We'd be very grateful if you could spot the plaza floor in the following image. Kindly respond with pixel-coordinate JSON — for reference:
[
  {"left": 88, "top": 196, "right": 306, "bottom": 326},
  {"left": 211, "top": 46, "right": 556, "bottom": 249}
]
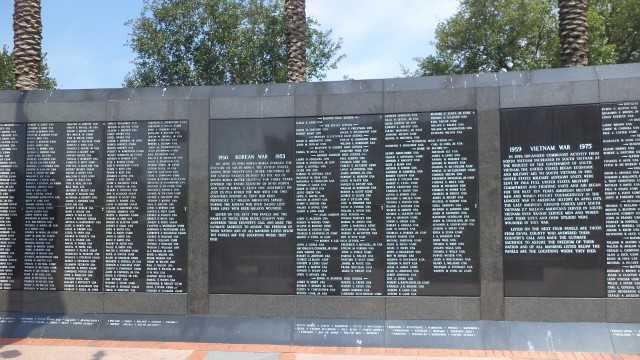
[{"left": 0, "top": 339, "right": 637, "bottom": 360}]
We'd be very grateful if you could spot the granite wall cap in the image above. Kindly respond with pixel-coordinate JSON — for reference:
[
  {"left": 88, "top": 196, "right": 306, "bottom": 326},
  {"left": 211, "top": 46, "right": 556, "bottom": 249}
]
[
  {"left": 384, "top": 75, "right": 456, "bottom": 92},
  {"left": 0, "top": 90, "right": 24, "bottom": 103},
  {"left": 595, "top": 62, "right": 640, "bottom": 80},
  {"left": 0, "top": 62, "right": 637, "bottom": 104},
  {"left": 453, "top": 72, "right": 500, "bottom": 88},
  {"left": 0, "top": 88, "right": 112, "bottom": 103},
  {"left": 497, "top": 66, "right": 598, "bottom": 87},
  {"left": 384, "top": 86, "right": 476, "bottom": 113},
  {"left": 211, "top": 83, "right": 294, "bottom": 97},
  {"left": 499, "top": 78, "right": 599, "bottom": 108},
  {"left": 385, "top": 72, "right": 499, "bottom": 92},
  {"left": 598, "top": 77, "right": 640, "bottom": 103},
  {"left": 295, "top": 79, "right": 384, "bottom": 96},
  {"left": 108, "top": 86, "right": 214, "bottom": 101}
]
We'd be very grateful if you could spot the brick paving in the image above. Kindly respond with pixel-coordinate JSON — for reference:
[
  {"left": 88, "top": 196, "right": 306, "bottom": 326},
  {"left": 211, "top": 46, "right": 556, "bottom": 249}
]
[{"left": 0, "top": 338, "right": 636, "bottom": 359}]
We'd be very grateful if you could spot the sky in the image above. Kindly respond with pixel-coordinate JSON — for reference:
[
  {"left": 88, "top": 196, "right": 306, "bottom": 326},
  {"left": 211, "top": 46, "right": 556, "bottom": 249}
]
[{"left": 0, "top": 0, "right": 459, "bottom": 89}]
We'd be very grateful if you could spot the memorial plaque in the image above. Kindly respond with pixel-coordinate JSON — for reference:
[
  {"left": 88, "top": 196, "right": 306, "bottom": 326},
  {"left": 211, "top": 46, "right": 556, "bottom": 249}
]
[
  {"left": 209, "top": 118, "right": 296, "bottom": 294},
  {"left": 602, "top": 101, "right": 640, "bottom": 298},
  {"left": 501, "top": 105, "right": 606, "bottom": 297},
  {"left": 0, "top": 124, "right": 25, "bottom": 290},
  {"left": 295, "top": 115, "right": 385, "bottom": 296},
  {"left": 24, "top": 123, "right": 66, "bottom": 291},
  {"left": 385, "top": 111, "right": 479, "bottom": 296}
]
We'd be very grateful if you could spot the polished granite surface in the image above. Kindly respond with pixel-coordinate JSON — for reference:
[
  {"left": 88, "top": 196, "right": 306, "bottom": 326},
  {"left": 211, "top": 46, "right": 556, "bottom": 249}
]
[{"left": 0, "top": 313, "right": 637, "bottom": 354}]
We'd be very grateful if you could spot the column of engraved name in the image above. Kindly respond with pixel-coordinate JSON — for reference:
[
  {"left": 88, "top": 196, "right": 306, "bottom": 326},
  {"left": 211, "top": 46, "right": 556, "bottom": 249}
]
[
  {"left": 104, "top": 122, "right": 146, "bottom": 292},
  {"left": 430, "top": 111, "right": 476, "bottom": 274},
  {"left": 63, "top": 122, "right": 104, "bottom": 292},
  {"left": 296, "top": 115, "right": 384, "bottom": 295},
  {"left": 385, "top": 113, "right": 429, "bottom": 295},
  {"left": 24, "top": 123, "right": 65, "bottom": 290},
  {"left": 602, "top": 101, "right": 640, "bottom": 297},
  {"left": 295, "top": 118, "right": 339, "bottom": 294},
  {"left": 337, "top": 116, "right": 384, "bottom": 295},
  {"left": 146, "top": 121, "right": 187, "bottom": 293},
  {"left": 0, "top": 124, "right": 24, "bottom": 289}
]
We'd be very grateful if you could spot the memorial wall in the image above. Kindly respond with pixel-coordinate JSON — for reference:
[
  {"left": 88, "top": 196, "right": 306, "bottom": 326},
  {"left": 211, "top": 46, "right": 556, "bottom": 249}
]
[{"left": 0, "top": 63, "right": 637, "bottom": 322}]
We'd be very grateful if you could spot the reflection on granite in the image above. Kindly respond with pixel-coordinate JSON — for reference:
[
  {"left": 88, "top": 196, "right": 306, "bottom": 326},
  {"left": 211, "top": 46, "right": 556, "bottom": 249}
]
[{"left": 0, "top": 313, "right": 637, "bottom": 354}]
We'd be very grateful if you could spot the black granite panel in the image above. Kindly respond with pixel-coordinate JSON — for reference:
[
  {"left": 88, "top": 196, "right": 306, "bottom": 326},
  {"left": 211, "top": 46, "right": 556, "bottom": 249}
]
[
  {"left": 209, "top": 112, "right": 480, "bottom": 296},
  {"left": 209, "top": 118, "right": 296, "bottom": 294},
  {"left": 501, "top": 105, "right": 606, "bottom": 297}
]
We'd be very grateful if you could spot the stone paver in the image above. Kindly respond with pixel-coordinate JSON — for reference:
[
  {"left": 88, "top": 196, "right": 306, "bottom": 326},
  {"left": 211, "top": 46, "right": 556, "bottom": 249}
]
[
  {"left": 205, "top": 352, "right": 280, "bottom": 360},
  {"left": 0, "top": 338, "right": 638, "bottom": 360},
  {"left": 0, "top": 345, "right": 192, "bottom": 360},
  {"left": 289, "top": 355, "right": 502, "bottom": 360}
]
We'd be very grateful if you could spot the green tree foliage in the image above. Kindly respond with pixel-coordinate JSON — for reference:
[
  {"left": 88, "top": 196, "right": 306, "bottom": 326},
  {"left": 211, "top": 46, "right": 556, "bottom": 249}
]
[
  {"left": 416, "top": 0, "right": 639, "bottom": 76},
  {"left": 125, "top": 0, "right": 343, "bottom": 87},
  {"left": 591, "top": 0, "right": 640, "bottom": 63},
  {"left": 0, "top": 46, "right": 56, "bottom": 90}
]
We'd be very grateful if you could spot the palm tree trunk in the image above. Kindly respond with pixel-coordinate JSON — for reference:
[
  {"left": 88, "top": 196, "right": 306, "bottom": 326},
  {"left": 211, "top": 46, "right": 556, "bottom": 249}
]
[
  {"left": 13, "top": 0, "right": 42, "bottom": 90},
  {"left": 284, "top": 0, "right": 307, "bottom": 83},
  {"left": 559, "top": 0, "right": 589, "bottom": 66}
]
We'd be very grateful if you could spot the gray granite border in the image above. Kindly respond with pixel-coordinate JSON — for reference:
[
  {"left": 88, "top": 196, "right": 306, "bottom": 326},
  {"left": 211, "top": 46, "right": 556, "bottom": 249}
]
[{"left": 505, "top": 298, "right": 607, "bottom": 322}]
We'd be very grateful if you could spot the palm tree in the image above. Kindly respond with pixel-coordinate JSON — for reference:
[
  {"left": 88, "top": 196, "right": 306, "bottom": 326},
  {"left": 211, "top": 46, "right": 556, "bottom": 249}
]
[
  {"left": 558, "top": 0, "right": 589, "bottom": 66},
  {"left": 13, "top": 0, "right": 42, "bottom": 90},
  {"left": 284, "top": 0, "right": 307, "bottom": 83}
]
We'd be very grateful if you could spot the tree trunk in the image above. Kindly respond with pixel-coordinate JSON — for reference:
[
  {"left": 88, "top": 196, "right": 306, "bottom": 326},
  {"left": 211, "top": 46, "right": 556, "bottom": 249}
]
[
  {"left": 559, "top": 0, "right": 589, "bottom": 66},
  {"left": 13, "top": 0, "right": 42, "bottom": 90},
  {"left": 284, "top": 0, "right": 307, "bottom": 83}
]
